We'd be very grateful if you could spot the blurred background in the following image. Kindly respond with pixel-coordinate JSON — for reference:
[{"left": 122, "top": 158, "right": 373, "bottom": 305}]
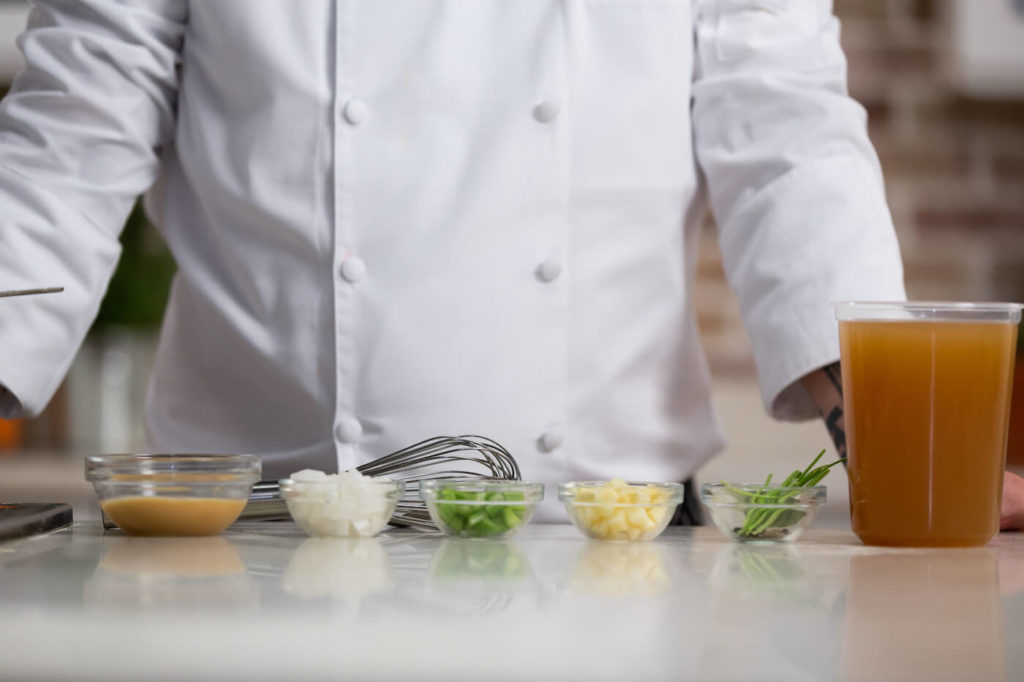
[{"left": 0, "top": 0, "right": 1022, "bottom": 524}]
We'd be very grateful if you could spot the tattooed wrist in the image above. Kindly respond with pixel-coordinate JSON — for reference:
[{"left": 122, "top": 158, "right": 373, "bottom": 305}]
[
  {"left": 802, "top": 362, "right": 848, "bottom": 463},
  {"left": 821, "top": 404, "right": 847, "bottom": 463},
  {"left": 820, "top": 362, "right": 847, "bottom": 462},
  {"left": 823, "top": 362, "right": 843, "bottom": 396}
]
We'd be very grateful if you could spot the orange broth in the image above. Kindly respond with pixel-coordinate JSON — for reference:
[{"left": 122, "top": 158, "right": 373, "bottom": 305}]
[
  {"left": 839, "top": 319, "right": 1017, "bottom": 547},
  {"left": 101, "top": 497, "right": 246, "bottom": 537}
]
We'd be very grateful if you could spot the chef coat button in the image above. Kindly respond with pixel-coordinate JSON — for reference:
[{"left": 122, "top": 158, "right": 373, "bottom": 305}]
[
  {"left": 343, "top": 98, "right": 370, "bottom": 126},
  {"left": 538, "top": 426, "right": 565, "bottom": 453},
  {"left": 340, "top": 256, "right": 366, "bottom": 283},
  {"left": 532, "top": 100, "right": 561, "bottom": 124},
  {"left": 335, "top": 417, "right": 363, "bottom": 444},
  {"left": 536, "top": 257, "right": 562, "bottom": 283}
]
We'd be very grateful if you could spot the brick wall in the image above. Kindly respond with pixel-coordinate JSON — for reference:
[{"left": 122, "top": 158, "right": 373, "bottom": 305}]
[{"left": 696, "top": 0, "right": 1024, "bottom": 375}]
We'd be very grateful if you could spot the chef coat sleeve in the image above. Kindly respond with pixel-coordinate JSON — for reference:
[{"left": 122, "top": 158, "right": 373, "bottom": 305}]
[
  {"left": 0, "top": 0, "right": 186, "bottom": 418},
  {"left": 691, "top": 0, "right": 906, "bottom": 421}
]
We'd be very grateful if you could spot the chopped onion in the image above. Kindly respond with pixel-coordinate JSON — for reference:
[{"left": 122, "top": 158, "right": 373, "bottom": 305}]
[{"left": 286, "top": 468, "right": 395, "bottom": 538}]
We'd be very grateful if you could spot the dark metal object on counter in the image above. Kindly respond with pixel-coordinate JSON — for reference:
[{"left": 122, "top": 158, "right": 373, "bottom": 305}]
[
  {"left": 238, "top": 480, "right": 291, "bottom": 521},
  {"left": 0, "top": 287, "right": 64, "bottom": 298},
  {"left": 0, "top": 503, "right": 73, "bottom": 541}
]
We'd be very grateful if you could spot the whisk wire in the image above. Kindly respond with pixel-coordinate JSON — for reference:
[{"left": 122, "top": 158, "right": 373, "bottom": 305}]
[{"left": 354, "top": 434, "right": 521, "bottom": 530}]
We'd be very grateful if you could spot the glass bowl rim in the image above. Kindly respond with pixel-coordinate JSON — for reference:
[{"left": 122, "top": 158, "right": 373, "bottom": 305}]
[
  {"left": 558, "top": 480, "right": 684, "bottom": 506},
  {"left": 85, "top": 454, "right": 261, "bottom": 482},
  {"left": 279, "top": 477, "right": 404, "bottom": 495},
  {"left": 419, "top": 478, "right": 544, "bottom": 502},
  {"left": 700, "top": 482, "right": 826, "bottom": 506}
]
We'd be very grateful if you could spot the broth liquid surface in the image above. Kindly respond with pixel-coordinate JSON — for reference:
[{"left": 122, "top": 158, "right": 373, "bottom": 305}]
[{"left": 101, "top": 497, "right": 246, "bottom": 537}]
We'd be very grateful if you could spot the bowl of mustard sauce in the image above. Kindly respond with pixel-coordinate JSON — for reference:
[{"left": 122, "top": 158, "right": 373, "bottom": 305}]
[{"left": 85, "top": 454, "right": 260, "bottom": 536}]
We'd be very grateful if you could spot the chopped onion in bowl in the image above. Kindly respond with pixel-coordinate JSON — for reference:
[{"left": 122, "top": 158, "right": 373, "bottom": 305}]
[{"left": 282, "top": 469, "right": 401, "bottom": 538}]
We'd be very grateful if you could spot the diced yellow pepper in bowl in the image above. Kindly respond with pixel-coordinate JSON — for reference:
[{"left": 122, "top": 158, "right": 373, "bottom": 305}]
[{"left": 559, "top": 479, "right": 684, "bottom": 541}]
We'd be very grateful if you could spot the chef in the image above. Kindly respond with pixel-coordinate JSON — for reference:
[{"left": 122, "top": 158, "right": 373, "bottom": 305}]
[{"left": 0, "top": 1, "right": 1020, "bottom": 525}]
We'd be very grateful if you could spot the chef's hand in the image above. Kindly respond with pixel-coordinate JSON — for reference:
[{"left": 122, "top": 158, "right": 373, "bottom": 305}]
[{"left": 1001, "top": 471, "right": 1024, "bottom": 531}]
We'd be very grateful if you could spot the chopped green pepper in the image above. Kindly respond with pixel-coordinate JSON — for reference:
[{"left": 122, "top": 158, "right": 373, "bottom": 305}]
[{"left": 432, "top": 486, "right": 529, "bottom": 537}]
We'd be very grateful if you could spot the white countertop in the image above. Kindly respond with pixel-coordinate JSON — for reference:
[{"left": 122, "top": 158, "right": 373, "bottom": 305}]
[{"left": 2, "top": 523, "right": 1023, "bottom": 681}]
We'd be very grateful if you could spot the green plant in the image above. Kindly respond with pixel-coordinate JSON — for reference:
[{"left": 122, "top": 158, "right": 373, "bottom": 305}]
[{"left": 91, "top": 202, "right": 176, "bottom": 332}]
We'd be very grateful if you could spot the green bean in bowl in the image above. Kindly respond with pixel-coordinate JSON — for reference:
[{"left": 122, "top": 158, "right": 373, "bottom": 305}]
[{"left": 419, "top": 480, "right": 544, "bottom": 538}]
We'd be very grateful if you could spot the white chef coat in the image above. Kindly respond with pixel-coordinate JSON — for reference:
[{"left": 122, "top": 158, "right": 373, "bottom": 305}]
[{"left": 0, "top": 0, "right": 904, "bottom": 517}]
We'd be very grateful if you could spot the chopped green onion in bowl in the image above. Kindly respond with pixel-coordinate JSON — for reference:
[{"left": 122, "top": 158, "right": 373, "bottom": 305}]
[{"left": 700, "top": 450, "right": 840, "bottom": 543}]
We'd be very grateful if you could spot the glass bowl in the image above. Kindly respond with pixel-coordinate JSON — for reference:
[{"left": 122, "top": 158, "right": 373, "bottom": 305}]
[
  {"left": 559, "top": 480, "right": 684, "bottom": 541},
  {"left": 84, "top": 454, "right": 261, "bottom": 536},
  {"left": 279, "top": 477, "right": 403, "bottom": 538},
  {"left": 419, "top": 479, "right": 544, "bottom": 538},
  {"left": 700, "top": 482, "right": 827, "bottom": 543}
]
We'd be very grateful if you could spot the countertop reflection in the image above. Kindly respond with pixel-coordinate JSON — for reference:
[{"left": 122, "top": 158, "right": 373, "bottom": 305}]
[{"left": 1, "top": 524, "right": 1023, "bottom": 681}]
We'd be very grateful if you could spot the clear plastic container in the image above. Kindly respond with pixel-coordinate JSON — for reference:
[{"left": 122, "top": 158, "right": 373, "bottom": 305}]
[
  {"left": 559, "top": 481, "right": 683, "bottom": 541},
  {"left": 279, "top": 477, "right": 403, "bottom": 538},
  {"left": 701, "top": 482, "right": 826, "bottom": 543},
  {"left": 85, "top": 454, "right": 261, "bottom": 536},
  {"left": 836, "top": 301, "right": 1022, "bottom": 547},
  {"left": 419, "top": 480, "right": 543, "bottom": 538}
]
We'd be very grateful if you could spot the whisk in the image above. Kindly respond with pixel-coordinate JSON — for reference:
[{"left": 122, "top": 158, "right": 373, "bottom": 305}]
[
  {"left": 241, "top": 435, "right": 522, "bottom": 531},
  {"left": 358, "top": 435, "right": 521, "bottom": 530}
]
